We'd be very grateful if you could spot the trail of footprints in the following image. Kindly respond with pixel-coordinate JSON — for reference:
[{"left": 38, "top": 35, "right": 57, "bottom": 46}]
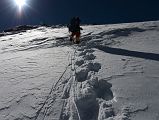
[
  {"left": 61, "top": 46, "right": 115, "bottom": 120},
  {"left": 34, "top": 45, "right": 115, "bottom": 120}
]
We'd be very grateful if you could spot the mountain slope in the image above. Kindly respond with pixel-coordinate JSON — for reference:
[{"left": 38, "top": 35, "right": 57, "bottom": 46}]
[{"left": 0, "top": 21, "right": 159, "bottom": 120}]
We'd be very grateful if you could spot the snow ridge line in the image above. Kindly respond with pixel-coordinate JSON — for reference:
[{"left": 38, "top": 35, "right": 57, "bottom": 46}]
[{"left": 34, "top": 62, "right": 71, "bottom": 120}]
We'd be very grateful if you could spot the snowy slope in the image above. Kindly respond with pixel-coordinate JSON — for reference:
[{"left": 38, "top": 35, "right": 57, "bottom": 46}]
[{"left": 0, "top": 21, "right": 159, "bottom": 120}]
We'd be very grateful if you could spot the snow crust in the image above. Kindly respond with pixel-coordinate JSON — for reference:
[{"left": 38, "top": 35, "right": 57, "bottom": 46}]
[{"left": 0, "top": 21, "right": 159, "bottom": 120}]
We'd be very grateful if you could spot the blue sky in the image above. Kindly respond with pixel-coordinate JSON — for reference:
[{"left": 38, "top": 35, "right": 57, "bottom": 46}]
[{"left": 0, "top": 0, "right": 159, "bottom": 31}]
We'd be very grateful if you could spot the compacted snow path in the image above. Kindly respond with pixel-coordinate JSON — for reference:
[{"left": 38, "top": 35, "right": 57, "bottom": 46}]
[
  {"left": 60, "top": 45, "right": 114, "bottom": 120},
  {"left": 0, "top": 21, "right": 159, "bottom": 120}
]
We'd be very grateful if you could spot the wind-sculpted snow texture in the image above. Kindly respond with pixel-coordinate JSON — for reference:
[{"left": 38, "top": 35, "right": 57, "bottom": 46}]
[{"left": 0, "top": 21, "right": 159, "bottom": 120}]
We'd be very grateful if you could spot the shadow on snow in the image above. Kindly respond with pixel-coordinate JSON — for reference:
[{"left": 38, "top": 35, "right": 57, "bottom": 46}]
[{"left": 96, "top": 45, "right": 159, "bottom": 61}]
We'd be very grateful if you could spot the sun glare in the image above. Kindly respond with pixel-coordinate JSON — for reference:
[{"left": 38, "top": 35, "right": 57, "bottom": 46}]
[{"left": 15, "top": 0, "right": 26, "bottom": 10}]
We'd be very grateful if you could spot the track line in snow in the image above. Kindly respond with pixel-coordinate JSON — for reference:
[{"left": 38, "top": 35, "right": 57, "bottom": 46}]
[{"left": 34, "top": 57, "right": 72, "bottom": 120}]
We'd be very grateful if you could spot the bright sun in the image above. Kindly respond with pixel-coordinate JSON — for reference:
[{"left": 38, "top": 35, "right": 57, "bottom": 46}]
[{"left": 15, "top": 0, "right": 26, "bottom": 10}]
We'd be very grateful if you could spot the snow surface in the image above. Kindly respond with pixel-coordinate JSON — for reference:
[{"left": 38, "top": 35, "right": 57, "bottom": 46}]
[{"left": 0, "top": 21, "right": 159, "bottom": 120}]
